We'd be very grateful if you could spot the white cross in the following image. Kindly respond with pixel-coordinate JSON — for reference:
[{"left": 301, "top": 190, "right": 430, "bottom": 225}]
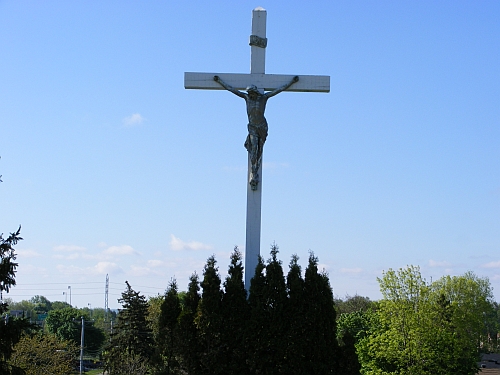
[{"left": 184, "top": 7, "right": 330, "bottom": 291}]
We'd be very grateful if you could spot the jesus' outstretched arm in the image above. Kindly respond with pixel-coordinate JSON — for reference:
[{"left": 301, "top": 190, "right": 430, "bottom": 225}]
[
  {"left": 265, "top": 76, "right": 299, "bottom": 98},
  {"left": 214, "top": 75, "right": 246, "bottom": 99}
]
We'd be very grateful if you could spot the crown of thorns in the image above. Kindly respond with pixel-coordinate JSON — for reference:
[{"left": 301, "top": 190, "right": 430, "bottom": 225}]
[{"left": 246, "top": 85, "right": 259, "bottom": 93}]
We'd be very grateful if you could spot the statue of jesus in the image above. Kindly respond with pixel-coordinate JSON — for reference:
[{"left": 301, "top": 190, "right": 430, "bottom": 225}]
[{"left": 214, "top": 75, "right": 299, "bottom": 190}]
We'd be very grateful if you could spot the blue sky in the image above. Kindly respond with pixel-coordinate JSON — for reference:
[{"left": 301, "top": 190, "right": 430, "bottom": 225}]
[{"left": 1, "top": 1, "right": 499, "bottom": 309}]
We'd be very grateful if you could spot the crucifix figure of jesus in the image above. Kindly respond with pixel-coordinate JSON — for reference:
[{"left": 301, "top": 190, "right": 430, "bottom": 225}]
[
  {"left": 185, "top": 7, "right": 329, "bottom": 290},
  {"left": 213, "top": 74, "right": 299, "bottom": 190}
]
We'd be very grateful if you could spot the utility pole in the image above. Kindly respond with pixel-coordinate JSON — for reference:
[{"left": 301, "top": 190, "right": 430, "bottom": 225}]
[
  {"left": 104, "top": 274, "right": 109, "bottom": 322},
  {"left": 79, "top": 316, "right": 84, "bottom": 375},
  {"left": 68, "top": 286, "right": 72, "bottom": 306}
]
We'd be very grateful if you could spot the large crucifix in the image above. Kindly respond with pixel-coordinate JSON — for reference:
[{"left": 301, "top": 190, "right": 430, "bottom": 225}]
[{"left": 184, "top": 7, "right": 330, "bottom": 290}]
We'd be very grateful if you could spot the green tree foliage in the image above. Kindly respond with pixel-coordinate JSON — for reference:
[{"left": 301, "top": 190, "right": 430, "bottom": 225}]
[
  {"left": 220, "top": 247, "right": 250, "bottom": 375},
  {"left": 337, "top": 310, "right": 373, "bottom": 375},
  {"left": 50, "top": 301, "right": 71, "bottom": 311},
  {"left": 302, "top": 251, "right": 338, "bottom": 374},
  {"left": 0, "top": 228, "right": 20, "bottom": 299},
  {"left": 284, "top": 254, "right": 307, "bottom": 374},
  {"left": 30, "top": 295, "right": 52, "bottom": 314},
  {"left": 335, "top": 294, "right": 374, "bottom": 317},
  {"left": 105, "top": 246, "right": 340, "bottom": 375},
  {"left": 108, "top": 352, "right": 150, "bottom": 375},
  {"left": 104, "top": 281, "right": 154, "bottom": 375},
  {"left": 9, "top": 333, "right": 77, "bottom": 375},
  {"left": 248, "top": 244, "right": 288, "bottom": 374},
  {"left": 0, "top": 227, "right": 33, "bottom": 375},
  {"left": 177, "top": 273, "right": 201, "bottom": 374},
  {"left": 91, "top": 307, "right": 117, "bottom": 341},
  {"left": 154, "top": 279, "right": 182, "bottom": 374},
  {"left": 196, "top": 255, "right": 224, "bottom": 375},
  {"left": 429, "top": 272, "right": 495, "bottom": 373},
  {"left": 6, "top": 298, "right": 38, "bottom": 321},
  {"left": 485, "top": 301, "right": 500, "bottom": 352},
  {"left": 45, "top": 307, "right": 105, "bottom": 353},
  {"left": 357, "top": 266, "right": 494, "bottom": 375},
  {"left": 147, "top": 294, "right": 164, "bottom": 344}
]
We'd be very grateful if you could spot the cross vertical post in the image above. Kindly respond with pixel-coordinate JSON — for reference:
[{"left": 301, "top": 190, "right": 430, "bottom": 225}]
[
  {"left": 245, "top": 7, "right": 267, "bottom": 292},
  {"left": 184, "top": 8, "right": 330, "bottom": 292},
  {"left": 250, "top": 7, "right": 266, "bottom": 75}
]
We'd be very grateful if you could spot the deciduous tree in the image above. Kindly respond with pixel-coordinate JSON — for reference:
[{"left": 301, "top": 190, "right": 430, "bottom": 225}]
[
  {"left": 9, "top": 333, "right": 77, "bottom": 375},
  {"left": 45, "top": 307, "right": 105, "bottom": 353},
  {"left": 357, "top": 266, "right": 494, "bottom": 375}
]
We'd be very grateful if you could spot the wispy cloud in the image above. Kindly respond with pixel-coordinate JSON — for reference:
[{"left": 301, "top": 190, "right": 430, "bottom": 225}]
[
  {"left": 56, "top": 262, "right": 123, "bottom": 276},
  {"left": 93, "top": 262, "right": 123, "bottom": 275},
  {"left": 16, "top": 249, "right": 41, "bottom": 258},
  {"left": 318, "top": 263, "right": 331, "bottom": 272},
  {"left": 340, "top": 267, "right": 363, "bottom": 275},
  {"left": 20, "top": 264, "right": 48, "bottom": 278},
  {"left": 103, "top": 245, "right": 138, "bottom": 256},
  {"left": 481, "top": 261, "right": 500, "bottom": 269},
  {"left": 53, "top": 253, "right": 81, "bottom": 260},
  {"left": 169, "top": 234, "right": 213, "bottom": 251},
  {"left": 147, "top": 259, "right": 165, "bottom": 268},
  {"left": 123, "top": 113, "right": 145, "bottom": 127},
  {"left": 53, "top": 245, "right": 86, "bottom": 252},
  {"left": 129, "top": 265, "right": 154, "bottom": 277},
  {"left": 429, "top": 259, "right": 452, "bottom": 267}
]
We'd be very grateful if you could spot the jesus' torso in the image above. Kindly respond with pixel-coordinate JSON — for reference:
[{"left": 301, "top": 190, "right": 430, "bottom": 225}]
[{"left": 246, "top": 94, "right": 269, "bottom": 125}]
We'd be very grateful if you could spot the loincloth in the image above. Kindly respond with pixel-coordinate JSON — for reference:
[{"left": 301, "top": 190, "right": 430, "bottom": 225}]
[{"left": 247, "top": 120, "right": 268, "bottom": 142}]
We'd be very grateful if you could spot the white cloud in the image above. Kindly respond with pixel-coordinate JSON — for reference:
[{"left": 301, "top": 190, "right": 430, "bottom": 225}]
[
  {"left": 123, "top": 113, "right": 145, "bottom": 127},
  {"left": 20, "top": 264, "right": 48, "bottom": 277},
  {"left": 340, "top": 267, "right": 363, "bottom": 275},
  {"left": 56, "top": 264, "right": 85, "bottom": 276},
  {"left": 56, "top": 262, "right": 123, "bottom": 276},
  {"left": 429, "top": 259, "right": 452, "bottom": 267},
  {"left": 147, "top": 259, "right": 165, "bottom": 268},
  {"left": 16, "top": 249, "right": 41, "bottom": 258},
  {"left": 53, "top": 252, "right": 81, "bottom": 260},
  {"left": 169, "top": 234, "right": 213, "bottom": 251},
  {"left": 53, "top": 245, "right": 86, "bottom": 252},
  {"left": 103, "top": 245, "right": 138, "bottom": 256},
  {"left": 129, "top": 265, "right": 152, "bottom": 277},
  {"left": 318, "top": 263, "right": 331, "bottom": 272},
  {"left": 482, "top": 261, "right": 500, "bottom": 269},
  {"left": 93, "top": 262, "right": 123, "bottom": 275}
]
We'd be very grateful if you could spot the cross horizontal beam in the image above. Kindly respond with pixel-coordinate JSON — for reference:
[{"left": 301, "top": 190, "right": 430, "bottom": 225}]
[{"left": 184, "top": 72, "right": 330, "bottom": 93}]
